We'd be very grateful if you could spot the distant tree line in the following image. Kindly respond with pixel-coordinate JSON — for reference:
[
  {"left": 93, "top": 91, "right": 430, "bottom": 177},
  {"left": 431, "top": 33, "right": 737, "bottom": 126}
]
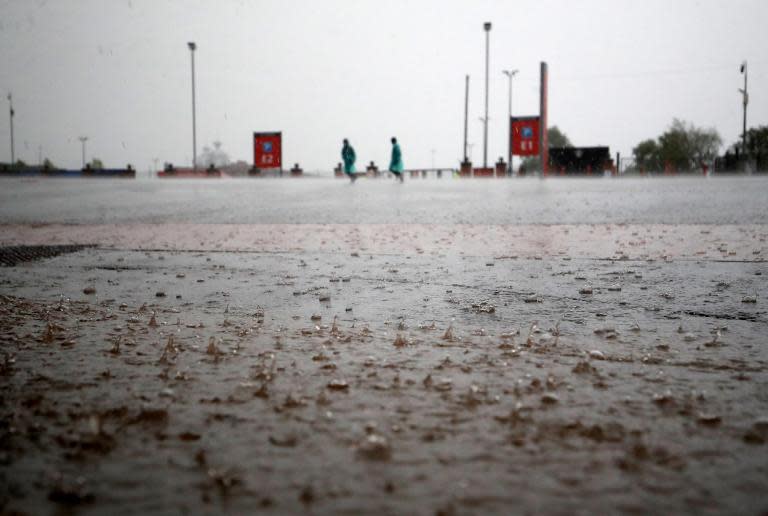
[
  {"left": 631, "top": 120, "right": 768, "bottom": 172},
  {"left": 721, "top": 126, "right": 768, "bottom": 171},
  {"left": 631, "top": 119, "right": 721, "bottom": 172},
  {"left": 742, "top": 126, "right": 768, "bottom": 160}
]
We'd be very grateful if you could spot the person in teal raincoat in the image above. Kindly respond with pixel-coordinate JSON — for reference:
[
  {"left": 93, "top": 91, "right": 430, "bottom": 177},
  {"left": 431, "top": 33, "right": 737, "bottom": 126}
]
[
  {"left": 341, "top": 139, "right": 356, "bottom": 183},
  {"left": 389, "top": 137, "right": 404, "bottom": 182}
]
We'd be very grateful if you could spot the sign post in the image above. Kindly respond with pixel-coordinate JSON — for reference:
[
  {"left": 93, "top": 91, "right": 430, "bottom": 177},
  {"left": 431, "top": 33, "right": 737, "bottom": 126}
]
[
  {"left": 510, "top": 116, "right": 540, "bottom": 176},
  {"left": 253, "top": 132, "right": 283, "bottom": 174},
  {"left": 511, "top": 116, "right": 540, "bottom": 157}
]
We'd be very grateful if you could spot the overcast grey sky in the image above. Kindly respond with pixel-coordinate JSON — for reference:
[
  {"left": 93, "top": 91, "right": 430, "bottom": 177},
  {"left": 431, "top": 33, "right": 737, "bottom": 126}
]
[{"left": 1, "top": 0, "right": 766, "bottom": 172}]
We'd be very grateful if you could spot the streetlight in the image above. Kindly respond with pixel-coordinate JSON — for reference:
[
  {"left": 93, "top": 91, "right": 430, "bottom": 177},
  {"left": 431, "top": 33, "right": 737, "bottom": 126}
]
[
  {"left": 463, "top": 75, "right": 470, "bottom": 163},
  {"left": 78, "top": 136, "right": 88, "bottom": 168},
  {"left": 502, "top": 69, "right": 519, "bottom": 175},
  {"left": 483, "top": 22, "right": 491, "bottom": 169},
  {"left": 7, "top": 93, "right": 14, "bottom": 165},
  {"left": 188, "top": 41, "right": 197, "bottom": 170},
  {"left": 739, "top": 60, "right": 748, "bottom": 157}
]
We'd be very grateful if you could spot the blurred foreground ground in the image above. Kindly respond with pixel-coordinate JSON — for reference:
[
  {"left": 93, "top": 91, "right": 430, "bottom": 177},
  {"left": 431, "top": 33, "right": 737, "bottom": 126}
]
[{"left": 1, "top": 177, "right": 767, "bottom": 515}]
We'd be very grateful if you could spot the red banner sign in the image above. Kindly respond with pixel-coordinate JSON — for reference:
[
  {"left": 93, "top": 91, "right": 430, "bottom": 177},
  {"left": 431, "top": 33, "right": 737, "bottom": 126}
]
[
  {"left": 253, "top": 132, "right": 282, "bottom": 169},
  {"left": 511, "top": 117, "right": 540, "bottom": 156}
]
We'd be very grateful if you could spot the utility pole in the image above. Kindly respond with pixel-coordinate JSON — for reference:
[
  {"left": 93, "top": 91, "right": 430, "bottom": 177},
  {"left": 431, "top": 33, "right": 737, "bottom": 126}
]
[
  {"left": 78, "top": 136, "right": 88, "bottom": 168},
  {"left": 483, "top": 22, "right": 491, "bottom": 169},
  {"left": 188, "top": 42, "right": 197, "bottom": 170},
  {"left": 7, "top": 93, "right": 14, "bottom": 165},
  {"left": 463, "top": 75, "right": 469, "bottom": 162},
  {"left": 739, "top": 61, "right": 748, "bottom": 157},
  {"left": 502, "top": 69, "right": 518, "bottom": 175}
]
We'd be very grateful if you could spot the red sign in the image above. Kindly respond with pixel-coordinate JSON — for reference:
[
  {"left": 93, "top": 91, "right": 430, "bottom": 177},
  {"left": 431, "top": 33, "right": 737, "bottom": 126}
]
[
  {"left": 511, "top": 117, "right": 540, "bottom": 156},
  {"left": 253, "top": 132, "right": 282, "bottom": 169}
]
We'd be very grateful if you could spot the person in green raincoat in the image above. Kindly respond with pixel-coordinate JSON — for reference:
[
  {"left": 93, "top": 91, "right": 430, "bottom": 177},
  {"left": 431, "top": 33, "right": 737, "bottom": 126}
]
[
  {"left": 341, "top": 139, "right": 356, "bottom": 183},
  {"left": 389, "top": 137, "right": 404, "bottom": 182}
]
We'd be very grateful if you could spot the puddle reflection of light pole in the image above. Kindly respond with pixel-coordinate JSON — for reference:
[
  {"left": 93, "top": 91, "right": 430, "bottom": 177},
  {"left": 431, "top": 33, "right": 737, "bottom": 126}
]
[
  {"left": 78, "top": 136, "right": 88, "bottom": 168},
  {"left": 188, "top": 42, "right": 197, "bottom": 170}
]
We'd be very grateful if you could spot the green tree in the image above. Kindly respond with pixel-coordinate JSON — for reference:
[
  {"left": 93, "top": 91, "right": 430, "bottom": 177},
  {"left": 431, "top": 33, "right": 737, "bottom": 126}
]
[
  {"left": 632, "top": 139, "right": 659, "bottom": 170},
  {"left": 43, "top": 158, "right": 56, "bottom": 170},
  {"left": 733, "top": 125, "right": 768, "bottom": 170},
  {"left": 688, "top": 125, "right": 722, "bottom": 163},
  {"left": 90, "top": 158, "right": 104, "bottom": 169},
  {"left": 746, "top": 126, "right": 768, "bottom": 157},
  {"left": 632, "top": 119, "right": 721, "bottom": 171},
  {"left": 548, "top": 126, "right": 572, "bottom": 148}
]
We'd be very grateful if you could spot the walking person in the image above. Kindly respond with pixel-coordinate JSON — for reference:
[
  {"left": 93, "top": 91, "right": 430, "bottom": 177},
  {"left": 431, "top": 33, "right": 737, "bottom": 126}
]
[
  {"left": 389, "top": 137, "right": 404, "bottom": 183},
  {"left": 341, "top": 139, "right": 357, "bottom": 183}
]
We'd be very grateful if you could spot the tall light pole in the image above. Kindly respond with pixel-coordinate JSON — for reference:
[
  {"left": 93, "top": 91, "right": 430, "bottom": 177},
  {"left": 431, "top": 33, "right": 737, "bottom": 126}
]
[
  {"left": 478, "top": 117, "right": 488, "bottom": 175},
  {"left": 7, "top": 93, "right": 14, "bottom": 165},
  {"left": 463, "top": 75, "right": 470, "bottom": 162},
  {"left": 188, "top": 41, "right": 197, "bottom": 170},
  {"left": 739, "top": 60, "right": 748, "bottom": 157},
  {"left": 78, "top": 136, "right": 88, "bottom": 168},
  {"left": 502, "top": 69, "right": 518, "bottom": 175},
  {"left": 483, "top": 22, "right": 491, "bottom": 169}
]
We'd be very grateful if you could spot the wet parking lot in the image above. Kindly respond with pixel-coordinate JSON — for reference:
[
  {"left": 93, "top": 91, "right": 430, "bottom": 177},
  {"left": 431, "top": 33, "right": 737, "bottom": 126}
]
[{"left": 1, "top": 176, "right": 767, "bottom": 515}]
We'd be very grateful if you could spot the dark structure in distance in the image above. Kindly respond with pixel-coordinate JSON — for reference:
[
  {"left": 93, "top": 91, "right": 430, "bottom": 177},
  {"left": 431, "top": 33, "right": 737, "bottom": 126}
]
[{"left": 549, "top": 146, "right": 611, "bottom": 175}]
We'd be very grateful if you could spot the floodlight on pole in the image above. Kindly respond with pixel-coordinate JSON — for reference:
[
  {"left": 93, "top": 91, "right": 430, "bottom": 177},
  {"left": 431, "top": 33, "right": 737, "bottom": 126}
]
[
  {"left": 188, "top": 41, "right": 197, "bottom": 170},
  {"left": 483, "top": 22, "right": 492, "bottom": 169},
  {"left": 502, "top": 69, "right": 518, "bottom": 175}
]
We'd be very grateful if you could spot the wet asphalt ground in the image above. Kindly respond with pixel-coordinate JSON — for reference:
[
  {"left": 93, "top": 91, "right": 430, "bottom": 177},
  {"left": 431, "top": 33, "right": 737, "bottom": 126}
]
[
  {"left": 0, "top": 176, "right": 767, "bottom": 515},
  {"left": 2, "top": 175, "right": 767, "bottom": 224}
]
